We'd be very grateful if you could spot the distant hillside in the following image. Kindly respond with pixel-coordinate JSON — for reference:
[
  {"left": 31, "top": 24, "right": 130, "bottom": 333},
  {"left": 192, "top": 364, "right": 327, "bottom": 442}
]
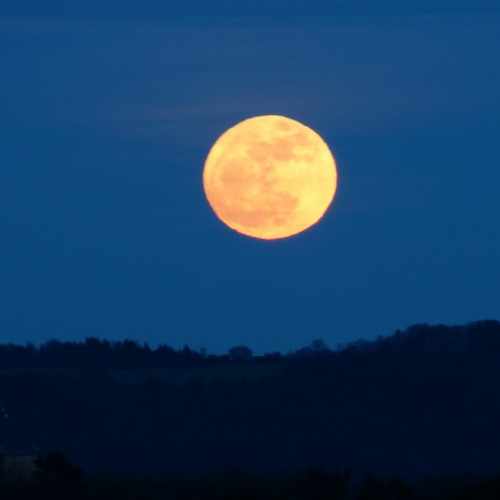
[{"left": 1, "top": 320, "right": 499, "bottom": 478}]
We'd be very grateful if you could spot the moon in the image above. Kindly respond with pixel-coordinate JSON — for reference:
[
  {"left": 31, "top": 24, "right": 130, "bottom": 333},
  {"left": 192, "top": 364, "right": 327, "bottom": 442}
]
[{"left": 203, "top": 115, "right": 337, "bottom": 240}]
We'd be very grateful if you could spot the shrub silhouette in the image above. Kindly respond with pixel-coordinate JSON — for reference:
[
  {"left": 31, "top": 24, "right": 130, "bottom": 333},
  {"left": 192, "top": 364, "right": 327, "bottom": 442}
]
[{"left": 35, "top": 451, "right": 82, "bottom": 483}]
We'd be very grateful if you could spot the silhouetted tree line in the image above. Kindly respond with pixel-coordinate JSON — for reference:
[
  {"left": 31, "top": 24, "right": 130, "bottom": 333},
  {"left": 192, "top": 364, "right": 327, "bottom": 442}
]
[
  {"left": 0, "top": 320, "right": 499, "bottom": 480},
  {"left": 0, "top": 338, "right": 215, "bottom": 371},
  {"left": 2, "top": 319, "right": 499, "bottom": 371}
]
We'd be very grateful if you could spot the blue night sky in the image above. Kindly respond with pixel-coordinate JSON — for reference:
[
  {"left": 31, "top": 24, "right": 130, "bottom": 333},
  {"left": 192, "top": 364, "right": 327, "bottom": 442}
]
[{"left": 1, "top": 1, "right": 499, "bottom": 354}]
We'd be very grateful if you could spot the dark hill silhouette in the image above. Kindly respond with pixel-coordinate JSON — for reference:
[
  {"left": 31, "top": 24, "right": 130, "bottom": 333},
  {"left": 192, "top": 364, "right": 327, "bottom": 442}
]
[{"left": 1, "top": 320, "right": 499, "bottom": 479}]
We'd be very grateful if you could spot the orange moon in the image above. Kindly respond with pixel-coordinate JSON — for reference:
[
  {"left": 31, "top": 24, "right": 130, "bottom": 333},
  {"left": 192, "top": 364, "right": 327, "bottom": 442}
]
[{"left": 203, "top": 115, "right": 337, "bottom": 240}]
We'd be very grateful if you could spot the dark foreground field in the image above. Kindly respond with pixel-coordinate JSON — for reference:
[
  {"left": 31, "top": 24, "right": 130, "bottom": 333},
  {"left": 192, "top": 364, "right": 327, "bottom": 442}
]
[{"left": 3, "top": 466, "right": 500, "bottom": 500}]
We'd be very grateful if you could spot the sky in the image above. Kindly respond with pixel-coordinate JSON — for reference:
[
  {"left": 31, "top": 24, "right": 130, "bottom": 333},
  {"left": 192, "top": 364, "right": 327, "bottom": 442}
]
[{"left": 1, "top": 1, "right": 499, "bottom": 354}]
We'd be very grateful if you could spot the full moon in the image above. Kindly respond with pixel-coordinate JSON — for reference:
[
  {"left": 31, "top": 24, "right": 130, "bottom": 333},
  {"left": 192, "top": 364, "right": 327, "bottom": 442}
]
[{"left": 203, "top": 115, "right": 337, "bottom": 240}]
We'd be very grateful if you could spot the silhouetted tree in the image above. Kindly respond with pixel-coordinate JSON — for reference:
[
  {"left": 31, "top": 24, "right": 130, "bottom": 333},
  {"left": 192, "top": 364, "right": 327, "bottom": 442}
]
[
  {"left": 295, "top": 465, "right": 351, "bottom": 499},
  {"left": 356, "top": 473, "right": 414, "bottom": 500},
  {"left": 228, "top": 345, "right": 253, "bottom": 362},
  {"left": 311, "top": 339, "right": 329, "bottom": 352},
  {"left": 35, "top": 451, "right": 82, "bottom": 483}
]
